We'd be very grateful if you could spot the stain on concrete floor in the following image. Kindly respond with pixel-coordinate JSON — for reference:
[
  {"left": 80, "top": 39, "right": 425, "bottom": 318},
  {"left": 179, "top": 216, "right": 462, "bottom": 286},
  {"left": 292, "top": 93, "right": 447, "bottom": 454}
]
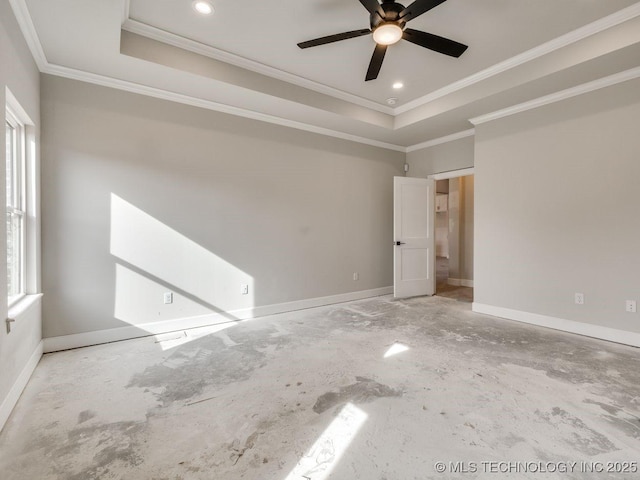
[
  {"left": 1, "top": 293, "right": 639, "bottom": 479},
  {"left": 312, "top": 377, "right": 402, "bottom": 414}
]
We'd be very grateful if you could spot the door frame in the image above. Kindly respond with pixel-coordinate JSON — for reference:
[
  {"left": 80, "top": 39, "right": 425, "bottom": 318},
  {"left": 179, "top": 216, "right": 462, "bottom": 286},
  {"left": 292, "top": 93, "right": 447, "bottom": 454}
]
[
  {"left": 429, "top": 167, "right": 474, "bottom": 181},
  {"left": 427, "top": 167, "right": 475, "bottom": 292}
]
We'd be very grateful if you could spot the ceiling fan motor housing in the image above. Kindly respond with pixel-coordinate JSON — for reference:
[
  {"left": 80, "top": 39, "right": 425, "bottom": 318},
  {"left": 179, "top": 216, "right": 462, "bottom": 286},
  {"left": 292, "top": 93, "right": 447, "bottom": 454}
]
[{"left": 371, "top": 1, "right": 407, "bottom": 30}]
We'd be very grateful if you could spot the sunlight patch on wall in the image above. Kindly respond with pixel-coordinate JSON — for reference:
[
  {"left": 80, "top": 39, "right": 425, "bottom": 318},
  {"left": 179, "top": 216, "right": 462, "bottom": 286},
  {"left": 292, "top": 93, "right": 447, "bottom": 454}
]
[
  {"left": 114, "top": 263, "right": 212, "bottom": 325},
  {"left": 110, "top": 193, "right": 254, "bottom": 316}
]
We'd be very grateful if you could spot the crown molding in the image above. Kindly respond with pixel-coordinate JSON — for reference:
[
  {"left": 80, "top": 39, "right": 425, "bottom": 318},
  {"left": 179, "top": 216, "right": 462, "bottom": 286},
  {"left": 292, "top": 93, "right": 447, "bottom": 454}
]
[
  {"left": 9, "top": 0, "right": 404, "bottom": 152},
  {"left": 12, "top": 0, "right": 639, "bottom": 155},
  {"left": 470, "top": 66, "right": 640, "bottom": 126},
  {"left": 6, "top": 86, "right": 35, "bottom": 125},
  {"left": 395, "top": 2, "right": 640, "bottom": 115},
  {"left": 121, "top": 19, "right": 394, "bottom": 116},
  {"left": 406, "top": 128, "right": 475, "bottom": 153},
  {"left": 124, "top": 3, "right": 640, "bottom": 119},
  {"left": 122, "top": 0, "right": 131, "bottom": 25},
  {"left": 8, "top": 0, "right": 48, "bottom": 70},
  {"left": 42, "top": 63, "right": 406, "bottom": 152}
]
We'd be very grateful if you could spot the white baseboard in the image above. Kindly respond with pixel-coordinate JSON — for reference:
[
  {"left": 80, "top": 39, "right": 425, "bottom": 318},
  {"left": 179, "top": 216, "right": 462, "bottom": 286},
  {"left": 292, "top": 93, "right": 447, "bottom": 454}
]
[
  {"left": 44, "top": 286, "right": 393, "bottom": 353},
  {"left": 448, "top": 278, "right": 474, "bottom": 287},
  {"left": 472, "top": 303, "right": 640, "bottom": 348},
  {"left": 0, "top": 340, "right": 43, "bottom": 432}
]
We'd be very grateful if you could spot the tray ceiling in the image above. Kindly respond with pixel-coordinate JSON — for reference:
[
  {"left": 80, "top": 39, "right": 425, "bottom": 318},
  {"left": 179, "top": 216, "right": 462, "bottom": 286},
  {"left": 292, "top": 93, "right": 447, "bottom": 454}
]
[{"left": 15, "top": 0, "right": 640, "bottom": 149}]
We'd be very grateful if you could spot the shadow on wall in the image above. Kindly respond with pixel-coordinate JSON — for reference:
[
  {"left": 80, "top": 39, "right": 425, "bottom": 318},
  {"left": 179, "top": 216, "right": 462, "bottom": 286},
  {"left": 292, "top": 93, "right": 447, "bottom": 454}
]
[{"left": 110, "top": 193, "right": 254, "bottom": 332}]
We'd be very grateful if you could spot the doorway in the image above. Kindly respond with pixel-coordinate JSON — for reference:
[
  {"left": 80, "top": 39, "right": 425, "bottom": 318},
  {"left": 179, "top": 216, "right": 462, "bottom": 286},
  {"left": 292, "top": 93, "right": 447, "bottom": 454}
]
[{"left": 430, "top": 169, "right": 474, "bottom": 303}]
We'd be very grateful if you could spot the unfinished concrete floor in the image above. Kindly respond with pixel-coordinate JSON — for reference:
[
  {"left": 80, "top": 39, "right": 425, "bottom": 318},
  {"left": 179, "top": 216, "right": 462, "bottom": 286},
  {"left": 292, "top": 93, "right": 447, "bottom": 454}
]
[{"left": 1, "top": 294, "right": 640, "bottom": 480}]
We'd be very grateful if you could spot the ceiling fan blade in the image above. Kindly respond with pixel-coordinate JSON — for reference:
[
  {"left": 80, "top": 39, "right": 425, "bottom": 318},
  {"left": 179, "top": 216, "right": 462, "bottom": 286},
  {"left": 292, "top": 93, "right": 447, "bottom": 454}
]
[
  {"left": 365, "top": 44, "right": 387, "bottom": 81},
  {"left": 402, "top": 28, "right": 468, "bottom": 57},
  {"left": 297, "top": 29, "right": 371, "bottom": 49},
  {"left": 399, "top": 0, "right": 447, "bottom": 23},
  {"left": 358, "top": 0, "right": 385, "bottom": 19}
]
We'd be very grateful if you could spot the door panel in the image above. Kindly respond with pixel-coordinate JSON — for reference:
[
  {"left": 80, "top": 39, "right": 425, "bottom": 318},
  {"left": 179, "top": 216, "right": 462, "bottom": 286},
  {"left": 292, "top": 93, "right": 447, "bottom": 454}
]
[
  {"left": 401, "top": 248, "right": 429, "bottom": 281},
  {"left": 400, "top": 185, "right": 429, "bottom": 238},
  {"left": 394, "top": 177, "right": 435, "bottom": 298}
]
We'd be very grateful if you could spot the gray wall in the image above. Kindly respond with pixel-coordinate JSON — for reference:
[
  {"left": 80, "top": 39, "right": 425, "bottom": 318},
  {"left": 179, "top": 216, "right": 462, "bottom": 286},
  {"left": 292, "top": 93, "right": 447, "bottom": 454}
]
[
  {"left": 41, "top": 75, "right": 404, "bottom": 338},
  {"left": 448, "top": 179, "right": 461, "bottom": 279},
  {"left": 448, "top": 176, "right": 474, "bottom": 283},
  {"left": 435, "top": 180, "right": 449, "bottom": 257},
  {"left": 0, "top": 0, "right": 41, "bottom": 422},
  {"left": 475, "top": 77, "right": 640, "bottom": 333},
  {"left": 406, "top": 135, "right": 474, "bottom": 177},
  {"left": 460, "top": 176, "right": 474, "bottom": 282},
  {"left": 435, "top": 206, "right": 448, "bottom": 257}
]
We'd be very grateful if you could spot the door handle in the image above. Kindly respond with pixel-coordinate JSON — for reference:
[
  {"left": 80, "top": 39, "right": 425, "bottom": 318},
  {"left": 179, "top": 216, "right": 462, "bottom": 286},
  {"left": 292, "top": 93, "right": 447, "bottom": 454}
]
[{"left": 395, "top": 241, "right": 406, "bottom": 246}]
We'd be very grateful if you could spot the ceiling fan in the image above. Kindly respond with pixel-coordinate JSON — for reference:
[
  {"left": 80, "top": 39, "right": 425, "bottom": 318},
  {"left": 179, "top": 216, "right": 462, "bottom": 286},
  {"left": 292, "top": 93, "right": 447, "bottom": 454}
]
[{"left": 297, "top": 0, "right": 468, "bottom": 81}]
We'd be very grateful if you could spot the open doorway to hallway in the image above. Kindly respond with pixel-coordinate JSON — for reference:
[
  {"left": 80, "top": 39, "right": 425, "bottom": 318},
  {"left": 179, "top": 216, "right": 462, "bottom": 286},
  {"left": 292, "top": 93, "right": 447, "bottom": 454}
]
[{"left": 435, "top": 175, "right": 473, "bottom": 302}]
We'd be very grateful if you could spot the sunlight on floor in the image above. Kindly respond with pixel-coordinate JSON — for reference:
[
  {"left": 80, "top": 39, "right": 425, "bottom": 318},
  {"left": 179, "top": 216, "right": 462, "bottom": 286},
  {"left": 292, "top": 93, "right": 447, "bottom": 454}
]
[
  {"left": 152, "top": 322, "right": 239, "bottom": 351},
  {"left": 284, "top": 403, "right": 367, "bottom": 480},
  {"left": 384, "top": 342, "right": 409, "bottom": 358}
]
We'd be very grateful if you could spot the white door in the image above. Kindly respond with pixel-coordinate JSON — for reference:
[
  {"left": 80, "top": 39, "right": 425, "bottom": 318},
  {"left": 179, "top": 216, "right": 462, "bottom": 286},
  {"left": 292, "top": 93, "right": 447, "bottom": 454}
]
[{"left": 393, "top": 177, "right": 435, "bottom": 298}]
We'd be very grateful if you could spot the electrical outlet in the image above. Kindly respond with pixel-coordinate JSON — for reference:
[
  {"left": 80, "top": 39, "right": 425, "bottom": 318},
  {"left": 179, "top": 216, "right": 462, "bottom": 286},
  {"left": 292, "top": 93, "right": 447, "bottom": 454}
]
[
  {"left": 353, "top": 272, "right": 359, "bottom": 281},
  {"left": 574, "top": 293, "right": 584, "bottom": 305},
  {"left": 626, "top": 300, "right": 637, "bottom": 313},
  {"left": 241, "top": 284, "right": 249, "bottom": 295},
  {"left": 163, "top": 292, "right": 173, "bottom": 304}
]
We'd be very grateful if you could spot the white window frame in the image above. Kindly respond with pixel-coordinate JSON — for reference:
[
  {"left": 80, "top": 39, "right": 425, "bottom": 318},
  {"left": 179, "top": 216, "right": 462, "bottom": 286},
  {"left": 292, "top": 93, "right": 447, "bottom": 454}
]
[
  {"left": 6, "top": 107, "right": 27, "bottom": 307},
  {"left": 5, "top": 88, "right": 38, "bottom": 315}
]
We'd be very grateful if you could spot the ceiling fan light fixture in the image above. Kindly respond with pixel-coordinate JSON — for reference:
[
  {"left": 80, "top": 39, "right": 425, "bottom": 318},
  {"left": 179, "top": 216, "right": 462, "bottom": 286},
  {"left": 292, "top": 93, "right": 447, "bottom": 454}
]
[
  {"left": 193, "top": 1, "right": 214, "bottom": 15},
  {"left": 372, "top": 23, "right": 403, "bottom": 46},
  {"left": 297, "top": 0, "right": 468, "bottom": 82}
]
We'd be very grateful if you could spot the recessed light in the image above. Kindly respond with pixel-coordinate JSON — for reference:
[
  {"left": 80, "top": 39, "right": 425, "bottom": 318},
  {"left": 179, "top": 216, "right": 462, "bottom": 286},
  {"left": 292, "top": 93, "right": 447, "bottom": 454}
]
[
  {"left": 193, "top": 1, "right": 214, "bottom": 15},
  {"left": 392, "top": 82, "right": 404, "bottom": 90},
  {"left": 386, "top": 97, "right": 398, "bottom": 106}
]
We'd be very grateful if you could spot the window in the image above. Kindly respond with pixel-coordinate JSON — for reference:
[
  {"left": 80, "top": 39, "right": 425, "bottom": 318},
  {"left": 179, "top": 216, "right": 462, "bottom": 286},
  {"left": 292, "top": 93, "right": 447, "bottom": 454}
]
[{"left": 6, "top": 108, "right": 26, "bottom": 305}]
